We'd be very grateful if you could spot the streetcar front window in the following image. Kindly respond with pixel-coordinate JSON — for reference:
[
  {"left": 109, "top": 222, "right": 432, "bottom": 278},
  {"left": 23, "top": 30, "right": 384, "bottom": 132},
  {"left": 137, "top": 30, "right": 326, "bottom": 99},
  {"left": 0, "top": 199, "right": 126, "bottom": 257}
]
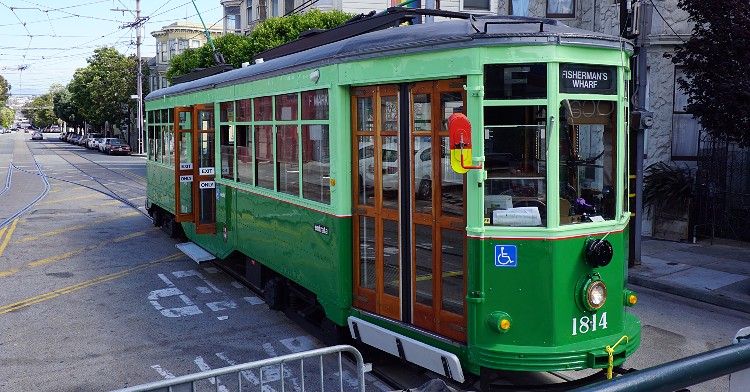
[
  {"left": 559, "top": 100, "right": 617, "bottom": 224},
  {"left": 483, "top": 105, "right": 547, "bottom": 227}
]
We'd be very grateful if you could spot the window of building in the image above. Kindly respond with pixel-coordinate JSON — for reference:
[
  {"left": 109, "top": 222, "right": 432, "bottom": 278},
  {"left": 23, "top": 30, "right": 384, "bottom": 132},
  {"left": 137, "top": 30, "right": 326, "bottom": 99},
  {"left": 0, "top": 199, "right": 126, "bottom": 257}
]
[
  {"left": 226, "top": 6, "right": 241, "bottom": 32},
  {"left": 672, "top": 67, "right": 700, "bottom": 160},
  {"left": 160, "top": 42, "right": 168, "bottom": 62},
  {"left": 247, "top": 1, "right": 253, "bottom": 22},
  {"left": 509, "top": 0, "right": 529, "bottom": 16},
  {"left": 190, "top": 39, "right": 201, "bottom": 48},
  {"left": 462, "top": 0, "right": 490, "bottom": 11},
  {"left": 547, "top": 0, "right": 575, "bottom": 18}
]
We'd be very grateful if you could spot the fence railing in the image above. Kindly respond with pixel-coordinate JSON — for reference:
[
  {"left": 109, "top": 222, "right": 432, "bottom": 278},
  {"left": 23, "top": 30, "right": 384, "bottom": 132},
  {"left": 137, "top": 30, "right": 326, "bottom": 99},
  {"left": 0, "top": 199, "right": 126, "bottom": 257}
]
[{"left": 111, "top": 345, "right": 370, "bottom": 392}]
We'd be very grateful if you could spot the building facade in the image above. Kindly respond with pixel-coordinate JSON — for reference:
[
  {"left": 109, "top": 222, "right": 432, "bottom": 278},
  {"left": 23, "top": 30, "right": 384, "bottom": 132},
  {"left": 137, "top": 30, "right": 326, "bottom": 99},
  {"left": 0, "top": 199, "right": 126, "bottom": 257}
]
[
  {"left": 217, "top": 0, "right": 703, "bottom": 237},
  {"left": 149, "top": 22, "right": 224, "bottom": 91}
]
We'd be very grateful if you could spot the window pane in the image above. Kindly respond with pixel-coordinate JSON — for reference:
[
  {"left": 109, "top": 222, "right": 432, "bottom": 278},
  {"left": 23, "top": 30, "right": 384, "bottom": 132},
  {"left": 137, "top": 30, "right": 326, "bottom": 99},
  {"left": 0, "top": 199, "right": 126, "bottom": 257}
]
[
  {"left": 237, "top": 125, "right": 253, "bottom": 184},
  {"left": 357, "top": 97, "right": 374, "bottom": 132},
  {"left": 275, "top": 93, "right": 298, "bottom": 121},
  {"left": 415, "top": 224, "right": 433, "bottom": 307},
  {"left": 220, "top": 125, "right": 234, "bottom": 180},
  {"left": 236, "top": 99, "right": 251, "bottom": 122},
  {"left": 197, "top": 109, "right": 213, "bottom": 131},
  {"left": 302, "top": 124, "right": 330, "bottom": 204},
  {"left": 198, "top": 132, "right": 214, "bottom": 169},
  {"left": 440, "top": 137, "right": 464, "bottom": 218},
  {"left": 383, "top": 219, "right": 399, "bottom": 297},
  {"left": 485, "top": 64, "right": 547, "bottom": 100},
  {"left": 382, "top": 136, "right": 399, "bottom": 210},
  {"left": 559, "top": 100, "right": 617, "bottom": 224},
  {"left": 413, "top": 93, "right": 431, "bottom": 131},
  {"left": 381, "top": 96, "right": 398, "bottom": 131},
  {"left": 254, "top": 96, "right": 273, "bottom": 121},
  {"left": 359, "top": 216, "right": 376, "bottom": 290},
  {"left": 220, "top": 102, "right": 233, "bottom": 122},
  {"left": 301, "top": 89, "right": 329, "bottom": 120},
  {"left": 441, "top": 228, "right": 464, "bottom": 315},
  {"left": 484, "top": 105, "right": 547, "bottom": 227},
  {"left": 464, "top": 0, "right": 489, "bottom": 10},
  {"left": 277, "top": 125, "right": 299, "bottom": 196},
  {"left": 547, "top": 0, "right": 575, "bottom": 17},
  {"left": 357, "top": 136, "right": 375, "bottom": 207},
  {"left": 510, "top": 0, "right": 529, "bottom": 16},
  {"left": 255, "top": 125, "right": 274, "bottom": 190}
]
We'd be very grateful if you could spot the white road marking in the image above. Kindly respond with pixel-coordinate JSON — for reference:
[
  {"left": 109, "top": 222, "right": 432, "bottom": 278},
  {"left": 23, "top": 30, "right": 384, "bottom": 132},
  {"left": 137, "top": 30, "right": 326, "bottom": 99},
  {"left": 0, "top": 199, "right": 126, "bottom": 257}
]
[
  {"left": 194, "top": 356, "right": 230, "bottom": 392},
  {"left": 217, "top": 316, "right": 228, "bottom": 320},
  {"left": 244, "top": 296, "right": 265, "bottom": 305},
  {"left": 148, "top": 287, "right": 202, "bottom": 317},
  {"left": 206, "top": 300, "right": 238, "bottom": 312},
  {"left": 280, "top": 336, "right": 319, "bottom": 353},
  {"left": 203, "top": 267, "right": 220, "bottom": 273},
  {"left": 231, "top": 281, "right": 244, "bottom": 289},
  {"left": 215, "top": 352, "right": 278, "bottom": 392},
  {"left": 150, "top": 364, "right": 175, "bottom": 379}
]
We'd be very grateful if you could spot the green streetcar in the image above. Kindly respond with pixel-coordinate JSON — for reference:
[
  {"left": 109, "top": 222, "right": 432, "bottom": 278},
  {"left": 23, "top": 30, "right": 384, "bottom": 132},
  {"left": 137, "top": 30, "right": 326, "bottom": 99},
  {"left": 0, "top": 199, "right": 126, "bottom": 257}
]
[{"left": 145, "top": 10, "right": 641, "bottom": 388}]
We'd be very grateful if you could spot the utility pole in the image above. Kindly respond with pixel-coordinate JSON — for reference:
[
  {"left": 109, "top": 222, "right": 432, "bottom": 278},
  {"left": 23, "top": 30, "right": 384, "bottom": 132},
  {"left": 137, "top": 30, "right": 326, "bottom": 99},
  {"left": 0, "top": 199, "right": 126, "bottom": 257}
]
[{"left": 113, "top": 0, "right": 147, "bottom": 155}]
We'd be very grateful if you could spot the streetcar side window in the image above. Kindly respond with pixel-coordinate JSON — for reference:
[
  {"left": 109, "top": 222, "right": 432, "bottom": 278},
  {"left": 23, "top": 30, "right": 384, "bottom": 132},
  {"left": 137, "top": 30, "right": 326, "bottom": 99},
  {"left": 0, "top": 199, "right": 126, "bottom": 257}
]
[
  {"left": 559, "top": 100, "right": 617, "bottom": 224},
  {"left": 483, "top": 105, "right": 547, "bottom": 227},
  {"left": 146, "top": 109, "right": 173, "bottom": 167},
  {"left": 219, "top": 101, "right": 235, "bottom": 181},
  {"left": 301, "top": 89, "right": 330, "bottom": 204}
]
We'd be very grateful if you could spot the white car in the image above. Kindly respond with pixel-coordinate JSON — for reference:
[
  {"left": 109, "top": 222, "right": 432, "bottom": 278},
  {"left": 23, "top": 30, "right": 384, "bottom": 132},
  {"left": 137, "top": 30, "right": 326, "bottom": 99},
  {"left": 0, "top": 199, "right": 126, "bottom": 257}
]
[
  {"left": 358, "top": 142, "right": 399, "bottom": 192},
  {"left": 87, "top": 137, "right": 102, "bottom": 149}
]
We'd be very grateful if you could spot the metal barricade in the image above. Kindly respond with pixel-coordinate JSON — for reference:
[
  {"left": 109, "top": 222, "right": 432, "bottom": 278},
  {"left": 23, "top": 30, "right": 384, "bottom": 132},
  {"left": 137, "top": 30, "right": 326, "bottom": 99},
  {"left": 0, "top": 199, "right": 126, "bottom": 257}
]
[{"left": 112, "top": 345, "right": 370, "bottom": 392}]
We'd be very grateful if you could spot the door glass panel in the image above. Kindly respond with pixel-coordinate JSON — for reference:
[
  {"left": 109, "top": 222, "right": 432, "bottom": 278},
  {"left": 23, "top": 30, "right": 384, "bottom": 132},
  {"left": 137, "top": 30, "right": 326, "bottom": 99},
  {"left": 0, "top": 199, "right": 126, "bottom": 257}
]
[
  {"left": 440, "top": 137, "right": 464, "bottom": 218},
  {"left": 383, "top": 219, "right": 400, "bottom": 297},
  {"left": 357, "top": 136, "right": 375, "bottom": 206},
  {"left": 357, "top": 97, "right": 374, "bottom": 132},
  {"left": 413, "top": 94, "right": 431, "bottom": 131},
  {"left": 441, "top": 228, "right": 464, "bottom": 315},
  {"left": 179, "top": 182, "right": 192, "bottom": 214},
  {"left": 359, "top": 216, "right": 376, "bottom": 290},
  {"left": 198, "top": 187, "right": 215, "bottom": 224},
  {"left": 179, "top": 132, "right": 192, "bottom": 164},
  {"left": 415, "top": 224, "right": 433, "bottom": 307},
  {"left": 382, "top": 136, "right": 399, "bottom": 210},
  {"left": 179, "top": 111, "right": 192, "bottom": 130},
  {"left": 381, "top": 96, "right": 398, "bottom": 131},
  {"left": 414, "top": 136, "right": 432, "bottom": 212},
  {"left": 255, "top": 125, "right": 274, "bottom": 190},
  {"left": 197, "top": 109, "right": 213, "bottom": 131},
  {"left": 440, "top": 92, "right": 464, "bottom": 130},
  {"left": 198, "top": 133, "right": 214, "bottom": 168}
]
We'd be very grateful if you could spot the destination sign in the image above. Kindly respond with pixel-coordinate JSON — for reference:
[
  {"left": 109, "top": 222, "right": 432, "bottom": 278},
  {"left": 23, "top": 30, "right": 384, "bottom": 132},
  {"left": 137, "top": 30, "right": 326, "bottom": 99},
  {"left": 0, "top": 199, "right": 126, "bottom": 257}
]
[{"left": 559, "top": 64, "right": 616, "bottom": 94}]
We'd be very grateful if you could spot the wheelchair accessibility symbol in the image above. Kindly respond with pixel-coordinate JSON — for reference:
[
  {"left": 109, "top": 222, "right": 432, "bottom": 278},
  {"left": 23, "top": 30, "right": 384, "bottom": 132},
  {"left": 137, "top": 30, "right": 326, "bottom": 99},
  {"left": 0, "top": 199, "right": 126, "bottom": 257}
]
[{"left": 494, "top": 245, "right": 517, "bottom": 267}]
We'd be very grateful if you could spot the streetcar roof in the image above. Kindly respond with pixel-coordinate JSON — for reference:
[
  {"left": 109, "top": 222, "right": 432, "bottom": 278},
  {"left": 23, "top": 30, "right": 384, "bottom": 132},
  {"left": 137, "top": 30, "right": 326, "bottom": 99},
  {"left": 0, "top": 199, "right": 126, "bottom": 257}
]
[{"left": 146, "top": 15, "right": 633, "bottom": 101}]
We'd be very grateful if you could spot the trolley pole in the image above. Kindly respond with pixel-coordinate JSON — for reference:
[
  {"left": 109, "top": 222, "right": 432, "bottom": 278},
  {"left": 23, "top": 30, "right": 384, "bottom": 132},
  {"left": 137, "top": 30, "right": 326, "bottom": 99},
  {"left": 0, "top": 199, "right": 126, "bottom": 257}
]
[{"left": 136, "top": 0, "right": 144, "bottom": 155}]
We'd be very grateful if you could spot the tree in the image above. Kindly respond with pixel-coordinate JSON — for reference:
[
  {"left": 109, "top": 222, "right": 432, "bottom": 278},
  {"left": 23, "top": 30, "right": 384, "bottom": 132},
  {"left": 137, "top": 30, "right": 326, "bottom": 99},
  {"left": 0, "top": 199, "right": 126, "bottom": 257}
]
[
  {"left": 167, "top": 10, "right": 353, "bottom": 81},
  {"left": 671, "top": 0, "right": 750, "bottom": 147},
  {"left": 68, "top": 47, "right": 145, "bottom": 132},
  {"left": 24, "top": 93, "right": 56, "bottom": 128},
  {"left": 0, "top": 107, "right": 14, "bottom": 129},
  {"left": 0, "top": 75, "right": 10, "bottom": 107},
  {"left": 53, "top": 87, "right": 82, "bottom": 128}
]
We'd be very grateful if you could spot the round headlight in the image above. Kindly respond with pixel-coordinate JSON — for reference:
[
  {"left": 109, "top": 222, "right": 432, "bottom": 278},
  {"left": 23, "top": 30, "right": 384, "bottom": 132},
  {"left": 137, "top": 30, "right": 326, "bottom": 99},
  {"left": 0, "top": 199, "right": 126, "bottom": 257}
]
[{"left": 587, "top": 280, "right": 607, "bottom": 309}]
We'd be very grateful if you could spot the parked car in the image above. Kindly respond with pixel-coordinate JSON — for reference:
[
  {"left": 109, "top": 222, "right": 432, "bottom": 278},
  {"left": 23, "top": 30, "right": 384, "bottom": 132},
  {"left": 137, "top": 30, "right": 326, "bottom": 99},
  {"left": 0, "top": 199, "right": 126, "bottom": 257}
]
[
  {"left": 104, "top": 139, "right": 131, "bottom": 155},
  {"left": 98, "top": 138, "right": 118, "bottom": 152},
  {"left": 87, "top": 137, "right": 103, "bottom": 150},
  {"left": 31, "top": 131, "right": 43, "bottom": 140}
]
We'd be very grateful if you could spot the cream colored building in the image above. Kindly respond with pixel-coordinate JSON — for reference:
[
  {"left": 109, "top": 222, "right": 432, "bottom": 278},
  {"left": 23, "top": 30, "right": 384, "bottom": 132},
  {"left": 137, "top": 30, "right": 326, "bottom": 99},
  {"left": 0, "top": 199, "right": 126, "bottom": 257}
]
[{"left": 149, "top": 22, "right": 224, "bottom": 91}]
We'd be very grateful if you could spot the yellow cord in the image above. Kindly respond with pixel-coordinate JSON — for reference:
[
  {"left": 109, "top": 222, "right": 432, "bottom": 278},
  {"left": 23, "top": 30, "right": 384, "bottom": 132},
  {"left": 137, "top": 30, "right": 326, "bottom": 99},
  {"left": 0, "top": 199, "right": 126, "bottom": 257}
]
[{"left": 606, "top": 335, "right": 629, "bottom": 379}]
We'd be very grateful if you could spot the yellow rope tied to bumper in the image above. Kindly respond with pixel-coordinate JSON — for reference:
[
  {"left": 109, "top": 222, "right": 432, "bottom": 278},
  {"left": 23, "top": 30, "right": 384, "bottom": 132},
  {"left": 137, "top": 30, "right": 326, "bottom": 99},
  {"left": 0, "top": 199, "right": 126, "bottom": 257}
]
[{"left": 606, "top": 335, "right": 629, "bottom": 379}]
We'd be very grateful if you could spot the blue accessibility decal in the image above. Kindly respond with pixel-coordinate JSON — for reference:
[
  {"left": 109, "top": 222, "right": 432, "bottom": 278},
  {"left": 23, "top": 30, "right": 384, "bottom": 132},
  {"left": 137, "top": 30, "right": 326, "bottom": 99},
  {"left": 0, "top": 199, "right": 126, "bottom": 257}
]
[{"left": 494, "top": 245, "right": 518, "bottom": 267}]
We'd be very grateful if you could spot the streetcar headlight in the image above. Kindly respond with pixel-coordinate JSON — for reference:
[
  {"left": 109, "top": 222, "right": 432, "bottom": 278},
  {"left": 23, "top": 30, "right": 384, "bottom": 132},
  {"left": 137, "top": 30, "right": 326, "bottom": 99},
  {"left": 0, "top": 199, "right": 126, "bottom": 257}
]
[{"left": 586, "top": 280, "right": 607, "bottom": 310}]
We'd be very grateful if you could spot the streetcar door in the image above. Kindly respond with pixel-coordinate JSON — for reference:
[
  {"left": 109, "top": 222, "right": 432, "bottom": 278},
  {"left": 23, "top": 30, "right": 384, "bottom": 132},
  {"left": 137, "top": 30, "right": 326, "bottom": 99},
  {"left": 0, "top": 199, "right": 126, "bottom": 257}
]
[
  {"left": 352, "top": 85, "right": 401, "bottom": 320},
  {"left": 174, "top": 106, "right": 194, "bottom": 222},
  {"left": 352, "top": 80, "right": 467, "bottom": 342},
  {"left": 192, "top": 105, "right": 217, "bottom": 234},
  {"left": 173, "top": 105, "right": 217, "bottom": 234},
  {"left": 410, "top": 80, "right": 467, "bottom": 342}
]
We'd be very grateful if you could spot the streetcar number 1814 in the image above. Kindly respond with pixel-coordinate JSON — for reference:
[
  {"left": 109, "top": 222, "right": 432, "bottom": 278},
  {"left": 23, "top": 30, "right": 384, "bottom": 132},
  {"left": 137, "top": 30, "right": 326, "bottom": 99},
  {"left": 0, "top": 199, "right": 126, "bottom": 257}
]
[{"left": 572, "top": 312, "right": 608, "bottom": 336}]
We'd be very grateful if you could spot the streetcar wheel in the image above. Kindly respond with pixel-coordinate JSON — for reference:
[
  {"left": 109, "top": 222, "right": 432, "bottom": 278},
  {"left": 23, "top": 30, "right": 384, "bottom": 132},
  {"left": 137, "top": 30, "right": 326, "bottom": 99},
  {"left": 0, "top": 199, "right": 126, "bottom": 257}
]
[
  {"left": 152, "top": 210, "right": 163, "bottom": 227},
  {"left": 264, "top": 278, "right": 286, "bottom": 311}
]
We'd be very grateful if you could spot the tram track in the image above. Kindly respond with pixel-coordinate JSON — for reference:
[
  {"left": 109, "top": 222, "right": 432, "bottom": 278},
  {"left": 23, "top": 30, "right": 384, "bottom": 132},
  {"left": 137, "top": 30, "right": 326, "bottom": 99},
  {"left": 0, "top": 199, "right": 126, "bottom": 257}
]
[{"left": 0, "top": 135, "right": 151, "bottom": 231}]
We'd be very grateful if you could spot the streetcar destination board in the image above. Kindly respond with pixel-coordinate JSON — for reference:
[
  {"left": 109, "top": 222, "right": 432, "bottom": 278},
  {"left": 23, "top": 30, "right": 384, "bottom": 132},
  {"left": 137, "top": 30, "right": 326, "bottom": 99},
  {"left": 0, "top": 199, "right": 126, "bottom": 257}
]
[{"left": 559, "top": 64, "right": 616, "bottom": 94}]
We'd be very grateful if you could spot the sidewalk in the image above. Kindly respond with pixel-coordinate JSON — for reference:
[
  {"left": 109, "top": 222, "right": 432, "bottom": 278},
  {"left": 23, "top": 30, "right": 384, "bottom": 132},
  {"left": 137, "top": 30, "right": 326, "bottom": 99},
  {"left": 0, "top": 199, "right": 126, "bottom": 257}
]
[{"left": 630, "top": 237, "right": 750, "bottom": 314}]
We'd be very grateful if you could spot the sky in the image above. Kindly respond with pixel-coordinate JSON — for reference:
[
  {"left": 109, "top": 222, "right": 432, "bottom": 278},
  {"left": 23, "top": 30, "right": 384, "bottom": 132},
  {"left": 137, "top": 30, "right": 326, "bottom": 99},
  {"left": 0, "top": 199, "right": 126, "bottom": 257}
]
[{"left": 0, "top": 0, "right": 224, "bottom": 96}]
